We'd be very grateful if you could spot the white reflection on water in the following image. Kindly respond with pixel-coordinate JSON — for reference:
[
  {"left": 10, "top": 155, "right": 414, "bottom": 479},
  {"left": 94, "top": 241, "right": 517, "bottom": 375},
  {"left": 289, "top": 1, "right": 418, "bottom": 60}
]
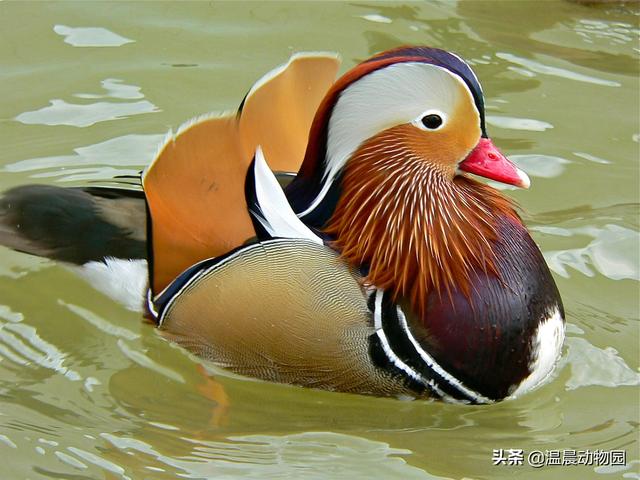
[
  {"left": 66, "top": 446, "right": 128, "bottom": 477},
  {"left": 542, "top": 224, "right": 640, "bottom": 281},
  {"left": 4, "top": 134, "right": 163, "bottom": 172},
  {"left": 0, "top": 317, "right": 82, "bottom": 381},
  {"left": 15, "top": 99, "right": 158, "bottom": 128},
  {"left": 573, "top": 151, "right": 612, "bottom": 165},
  {"left": 83, "top": 377, "right": 101, "bottom": 393},
  {"left": 511, "top": 154, "right": 570, "bottom": 178},
  {"left": 575, "top": 19, "right": 638, "bottom": 46},
  {"left": 0, "top": 251, "right": 49, "bottom": 279},
  {"left": 53, "top": 450, "right": 88, "bottom": 470},
  {"left": 0, "top": 434, "right": 17, "bottom": 449},
  {"left": 53, "top": 25, "right": 134, "bottom": 47},
  {"left": 0, "top": 305, "right": 24, "bottom": 323},
  {"left": 75, "top": 78, "right": 145, "bottom": 100},
  {"left": 14, "top": 77, "right": 158, "bottom": 128},
  {"left": 496, "top": 52, "right": 621, "bottom": 87},
  {"left": 360, "top": 14, "right": 393, "bottom": 24},
  {"left": 488, "top": 154, "right": 570, "bottom": 191},
  {"left": 486, "top": 115, "right": 554, "bottom": 132},
  {"left": 100, "top": 431, "right": 437, "bottom": 479},
  {"left": 117, "top": 339, "right": 185, "bottom": 384},
  {"left": 563, "top": 337, "right": 640, "bottom": 391},
  {"left": 60, "top": 301, "right": 140, "bottom": 341}
]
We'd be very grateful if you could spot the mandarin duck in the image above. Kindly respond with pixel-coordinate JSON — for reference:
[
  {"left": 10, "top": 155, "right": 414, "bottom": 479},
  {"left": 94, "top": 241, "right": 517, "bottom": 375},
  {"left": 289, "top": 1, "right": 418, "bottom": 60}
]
[{"left": 0, "top": 47, "right": 564, "bottom": 403}]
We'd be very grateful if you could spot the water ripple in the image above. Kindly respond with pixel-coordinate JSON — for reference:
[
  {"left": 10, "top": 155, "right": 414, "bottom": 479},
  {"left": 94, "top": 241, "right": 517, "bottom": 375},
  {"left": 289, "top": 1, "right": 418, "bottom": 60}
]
[
  {"left": 0, "top": 321, "right": 82, "bottom": 381},
  {"left": 101, "top": 431, "right": 437, "bottom": 479},
  {"left": 575, "top": 19, "right": 639, "bottom": 46},
  {"left": 60, "top": 301, "right": 139, "bottom": 341},
  {"left": 117, "top": 339, "right": 185, "bottom": 384},
  {"left": 573, "top": 151, "right": 612, "bottom": 165},
  {"left": 66, "top": 446, "right": 128, "bottom": 477},
  {"left": 496, "top": 52, "right": 621, "bottom": 87}
]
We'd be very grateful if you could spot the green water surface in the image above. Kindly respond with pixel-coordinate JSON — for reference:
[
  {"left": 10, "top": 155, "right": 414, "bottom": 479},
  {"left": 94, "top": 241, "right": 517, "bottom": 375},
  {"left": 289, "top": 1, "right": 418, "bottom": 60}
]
[{"left": 0, "top": 1, "right": 638, "bottom": 479}]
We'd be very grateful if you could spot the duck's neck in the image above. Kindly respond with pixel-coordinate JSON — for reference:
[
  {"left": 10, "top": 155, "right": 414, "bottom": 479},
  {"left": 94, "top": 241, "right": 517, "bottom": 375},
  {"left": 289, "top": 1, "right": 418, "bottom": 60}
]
[{"left": 324, "top": 140, "right": 520, "bottom": 318}]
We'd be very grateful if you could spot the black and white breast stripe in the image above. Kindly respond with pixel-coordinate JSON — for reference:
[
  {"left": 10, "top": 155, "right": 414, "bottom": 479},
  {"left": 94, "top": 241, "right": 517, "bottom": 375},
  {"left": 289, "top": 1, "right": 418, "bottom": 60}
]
[{"left": 368, "top": 289, "right": 493, "bottom": 404}]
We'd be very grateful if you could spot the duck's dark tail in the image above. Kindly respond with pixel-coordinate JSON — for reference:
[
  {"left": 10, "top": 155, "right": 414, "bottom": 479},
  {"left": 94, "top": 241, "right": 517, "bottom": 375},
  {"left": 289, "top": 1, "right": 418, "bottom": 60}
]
[{"left": 0, "top": 185, "right": 147, "bottom": 264}]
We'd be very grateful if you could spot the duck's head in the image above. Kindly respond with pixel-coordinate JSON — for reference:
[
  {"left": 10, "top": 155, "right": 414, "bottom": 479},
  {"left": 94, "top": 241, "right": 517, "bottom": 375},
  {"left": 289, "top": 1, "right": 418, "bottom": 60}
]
[
  {"left": 288, "top": 46, "right": 530, "bottom": 303},
  {"left": 289, "top": 46, "right": 529, "bottom": 222},
  {"left": 286, "top": 47, "right": 564, "bottom": 402}
]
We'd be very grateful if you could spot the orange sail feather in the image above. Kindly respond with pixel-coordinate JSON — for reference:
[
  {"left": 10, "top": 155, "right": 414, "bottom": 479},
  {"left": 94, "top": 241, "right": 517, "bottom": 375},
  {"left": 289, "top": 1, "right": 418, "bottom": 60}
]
[{"left": 143, "top": 53, "right": 341, "bottom": 295}]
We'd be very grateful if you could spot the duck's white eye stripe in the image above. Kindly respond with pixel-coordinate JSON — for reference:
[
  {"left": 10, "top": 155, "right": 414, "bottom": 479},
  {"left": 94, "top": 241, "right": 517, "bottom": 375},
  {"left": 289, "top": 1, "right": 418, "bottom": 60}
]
[{"left": 412, "top": 109, "right": 446, "bottom": 131}]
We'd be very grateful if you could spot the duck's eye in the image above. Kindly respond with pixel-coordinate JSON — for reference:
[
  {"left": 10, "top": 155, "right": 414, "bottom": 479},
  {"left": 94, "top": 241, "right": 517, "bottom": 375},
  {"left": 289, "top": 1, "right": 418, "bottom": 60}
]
[{"left": 421, "top": 114, "right": 443, "bottom": 130}]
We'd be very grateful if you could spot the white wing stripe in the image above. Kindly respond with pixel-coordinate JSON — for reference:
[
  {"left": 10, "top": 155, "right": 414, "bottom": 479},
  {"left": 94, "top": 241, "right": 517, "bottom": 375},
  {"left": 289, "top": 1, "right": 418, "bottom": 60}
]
[{"left": 253, "top": 147, "right": 323, "bottom": 244}]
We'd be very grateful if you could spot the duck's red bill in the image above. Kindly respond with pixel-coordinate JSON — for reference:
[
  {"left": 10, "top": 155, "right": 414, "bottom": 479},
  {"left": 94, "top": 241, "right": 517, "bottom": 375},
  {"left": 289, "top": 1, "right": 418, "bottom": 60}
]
[{"left": 458, "top": 138, "right": 530, "bottom": 189}]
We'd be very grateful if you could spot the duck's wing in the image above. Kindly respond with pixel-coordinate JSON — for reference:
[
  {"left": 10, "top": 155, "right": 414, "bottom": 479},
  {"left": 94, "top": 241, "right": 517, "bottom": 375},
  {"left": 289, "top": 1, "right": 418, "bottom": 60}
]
[
  {"left": 143, "top": 53, "right": 340, "bottom": 295},
  {"left": 154, "top": 238, "right": 399, "bottom": 394},
  {"left": 143, "top": 113, "right": 251, "bottom": 296}
]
